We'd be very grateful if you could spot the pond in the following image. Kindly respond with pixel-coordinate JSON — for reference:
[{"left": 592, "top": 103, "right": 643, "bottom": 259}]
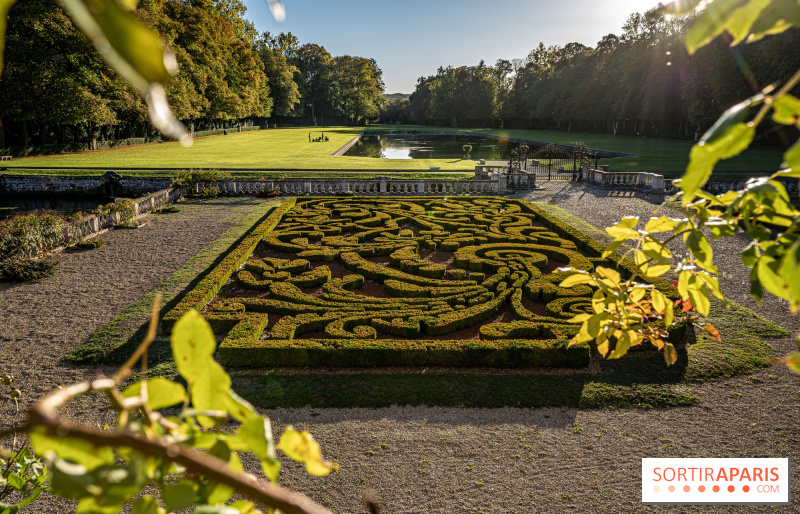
[
  {"left": 0, "top": 197, "right": 111, "bottom": 218},
  {"left": 345, "top": 134, "right": 513, "bottom": 160}
]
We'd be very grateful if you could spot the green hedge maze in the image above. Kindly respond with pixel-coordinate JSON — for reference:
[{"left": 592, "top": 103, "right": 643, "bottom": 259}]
[{"left": 164, "top": 197, "right": 684, "bottom": 368}]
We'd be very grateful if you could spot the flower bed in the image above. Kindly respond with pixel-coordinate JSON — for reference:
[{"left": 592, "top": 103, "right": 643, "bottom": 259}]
[{"left": 164, "top": 197, "right": 682, "bottom": 368}]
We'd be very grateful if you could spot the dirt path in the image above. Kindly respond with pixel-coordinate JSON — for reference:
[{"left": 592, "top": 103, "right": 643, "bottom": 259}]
[{"left": 2, "top": 188, "right": 799, "bottom": 513}]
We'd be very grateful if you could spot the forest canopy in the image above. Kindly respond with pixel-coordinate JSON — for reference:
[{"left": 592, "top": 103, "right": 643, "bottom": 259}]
[
  {"left": 0, "top": 0, "right": 385, "bottom": 147},
  {"left": 385, "top": 4, "right": 800, "bottom": 143}
]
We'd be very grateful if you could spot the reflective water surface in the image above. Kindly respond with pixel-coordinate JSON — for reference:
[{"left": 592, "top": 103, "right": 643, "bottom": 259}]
[{"left": 345, "top": 134, "right": 512, "bottom": 160}]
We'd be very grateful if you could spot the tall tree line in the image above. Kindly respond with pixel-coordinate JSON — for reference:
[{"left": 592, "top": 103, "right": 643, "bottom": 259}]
[
  {"left": 0, "top": 0, "right": 385, "bottom": 148},
  {"left": 391, "top": 5, "right": 800, "bottom": 142}
]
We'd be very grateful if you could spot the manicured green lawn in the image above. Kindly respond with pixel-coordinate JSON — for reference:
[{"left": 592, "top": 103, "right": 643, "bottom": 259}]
[{"left": 1, "top": 124, "right": 785, "bottom": 175}]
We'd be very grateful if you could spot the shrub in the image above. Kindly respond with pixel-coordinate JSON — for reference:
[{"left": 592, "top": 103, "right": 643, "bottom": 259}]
[
  {"left": 0, "top": 211, "right": 66, "bottom": 258},
  {"left": 0, "top": 256, "right": 60, "bottom": 281},
  {"left": 171, "top": 168, "right": 232, "bottom": 187},
  {"left": 75, "top": 239, "right": 104, "bottom": 250}
]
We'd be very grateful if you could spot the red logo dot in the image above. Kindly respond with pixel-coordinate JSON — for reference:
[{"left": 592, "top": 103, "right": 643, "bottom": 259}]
[
  {"left": 743, "top": 485, "right": 750, "bottom": 493},
  {"left": 668, "top": 485, "right": 676, "bottom": 492},
  {"left": 698, "top": 485, "right": 706, "bottom": 492},
  {"left": 683, "top": 485, "right": 691, "bottom": 492},
  {"left": 728, "top": 485, "right": 735, "bottom": 493},
  {"left": 713, "top": 485, "right": 720, "bottom": 492}
]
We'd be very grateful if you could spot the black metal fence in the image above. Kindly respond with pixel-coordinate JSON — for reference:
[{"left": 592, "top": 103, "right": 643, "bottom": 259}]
[{"left": 508, "top": 145, "right": 599, "bottom": 181}]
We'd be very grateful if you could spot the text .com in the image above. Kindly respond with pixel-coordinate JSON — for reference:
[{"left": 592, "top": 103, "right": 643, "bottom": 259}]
[{"left": 642, "top": 458, "right": 790, "bottom": 505}]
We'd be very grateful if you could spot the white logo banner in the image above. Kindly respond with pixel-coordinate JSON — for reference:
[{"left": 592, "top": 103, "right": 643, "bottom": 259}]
[{"left": 642, "top": 458, "right": 790, "bottom": 505}]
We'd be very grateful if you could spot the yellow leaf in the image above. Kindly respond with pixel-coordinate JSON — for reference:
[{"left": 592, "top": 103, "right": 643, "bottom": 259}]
[
  {"left": 644, "top": 216, "right": 679, "bottom": 233},
  {"left": 664, "top": 343, "right": 678, "bottom": 366},
  {"left": 596, "top": 267, "right": 621, "bottom": 285},
  {"left": 664, "top": 301, "right": 674, "bottom": 327},
  {"left": 701, "top": 323, "right": 721, "bottom": 341},
  {"left": 558, "top": 273, "right": 593, "bottom": 288},
  {"left": 278, "top": 427, "right": 336, "bottom": 476},
  {"left": 651, "top": 290, "right": 667, "bottom": 314}
]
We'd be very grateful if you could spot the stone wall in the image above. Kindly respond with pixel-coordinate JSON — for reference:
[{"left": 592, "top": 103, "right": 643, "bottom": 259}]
[{"left": 0, "top": 175, "right": 172, "bottom": 195}]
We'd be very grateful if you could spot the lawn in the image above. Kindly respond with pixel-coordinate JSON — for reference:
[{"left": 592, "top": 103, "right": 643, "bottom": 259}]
[{"left": 1, "top": 124, "right": 786, "bottom": 176}]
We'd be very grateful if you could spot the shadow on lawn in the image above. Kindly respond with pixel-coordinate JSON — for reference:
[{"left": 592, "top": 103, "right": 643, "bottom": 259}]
[{"left": 232, "top": 349, "right": 694, "bottom": 410}]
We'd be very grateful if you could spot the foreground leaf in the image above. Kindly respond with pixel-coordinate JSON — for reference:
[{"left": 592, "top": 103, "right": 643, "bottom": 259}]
[
  {"left": 122, "top": 378, "right": 186, "bottom": 410},
  {"left": 681, "top": 120, "right": 755, "bottom": 203},
  {"left": 278, "top": 427, "right": 336, "bottom": 476}
]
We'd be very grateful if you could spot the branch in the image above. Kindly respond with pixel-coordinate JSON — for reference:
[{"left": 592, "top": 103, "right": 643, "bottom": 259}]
[{"left": 27, "top": 379, "right": 334, "bottom": 514}]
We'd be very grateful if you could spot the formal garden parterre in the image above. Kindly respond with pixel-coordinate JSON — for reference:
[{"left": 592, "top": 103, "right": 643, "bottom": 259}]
[{"left": 160, "top": 197, "right": 686, "bottom": 369}]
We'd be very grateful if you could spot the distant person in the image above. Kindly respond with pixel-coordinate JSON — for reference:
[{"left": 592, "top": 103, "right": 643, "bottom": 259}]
[{"left": 308, "top": 133, "right": 311, "bottom": 142}]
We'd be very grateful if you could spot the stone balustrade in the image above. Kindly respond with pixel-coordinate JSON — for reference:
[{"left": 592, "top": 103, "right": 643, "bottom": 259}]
[
  {"left": 584, "top": 169, "right": 665, "bottom": 191},
  {"left": 29, "top": 187, "right": 183, "bottom": 257}
]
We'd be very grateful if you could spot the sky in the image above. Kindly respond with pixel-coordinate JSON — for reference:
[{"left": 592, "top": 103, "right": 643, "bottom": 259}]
[{"left": 240, "top": 0, "right": 662, "bottom": 94}]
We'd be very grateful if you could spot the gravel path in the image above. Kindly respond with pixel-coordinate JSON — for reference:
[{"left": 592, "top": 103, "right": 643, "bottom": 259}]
[
  {"left": 0, "top": 196, "right": 264, "bottom": 510},
  {"left": 3, "top": 188, "right": 800, "bottom": 513}
]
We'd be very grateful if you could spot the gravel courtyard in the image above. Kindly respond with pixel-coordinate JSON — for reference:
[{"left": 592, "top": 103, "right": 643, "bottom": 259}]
[{"left": 2, "top": 188, "right": 799, "bottom": 513}]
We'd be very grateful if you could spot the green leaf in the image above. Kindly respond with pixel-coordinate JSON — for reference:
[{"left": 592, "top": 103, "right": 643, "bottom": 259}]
[
  {"left": 48, "top": 459, "right": 98, "bottom": 500},
  {"left": 699, "top": 272, "right": 726, "bottom": 300},
  {"left": 685, "top": 0, "right": 772, "bottom": 54},
  {"left": 227, "top": 501, "right": 260, "bottom": 514},
  {"left": 163, "top": 481, "right": 197, "bottom": 512},
  {"left": 778, "top": 238, "right": 800, "bottom": 311},
  {"left": 57, "top": 0, "right": 172, "bottom": 89},
  {"left": 681, "top": 121, "right": 755, "bottom": 204},
  {"left": 664, "top": 301, "right": 674, "bottom": 328},
  {"left": 651, "top": 289, "right": 667, "bottom": 313},
  {"left": 171, "top": 310, "right": 216, "bottom": 384},
  {"left": 757, "top": 252, "right": 792, "bottom": 301},
  {"left": 772, "top": 94, "right": 800, "bottom": 127},
  {"left": 644, "top": 216, "right": 679, "bottom": 233},
  {"left": 0, "top": 0, "right": 16, "bottom": 75},
  {"left": 278, "top": 427, "right": 335, "bottom": 476},
  {"left": 7, "top": 473, "right": 25, "bottom": 491},
  {"left": 605, "top": 217, "right": 639, "bottom": 240},
  {"left": 191, "top": 506, "right": 241, "bottom": 514},
  {"left": 686, "top": 276, "right": 711, "bottom": 317},
  {"left": 191, "top": 364, "right": 233, "bottom": 428},
  {"left": 29, "top": 429, "right": 113, "bottom": 470},
  {"left": 608, "top": 330, "right": 632, "bottom": 359},
  {"left": 132, "top": 496, "right": 163, "bottom": 514},
  {"left": 238, "top": 418, "right": 271, "bottom": 461},
  {"left": 240, "top": 417, "right": 280, "bottom": 482},
  {"left": 782, "top": 139, "right": 800, "bottom": 171},
  {"left": 749, "top": 267, "right": 764, "bottom": 305},
  {"left": 122, "top": 378, "right": 186, "bottom": 411},
  {"left": 558, "top": 273, "right": 593, "bottom": 288},
  {"left": 746, "top": 0, "right": 800, "bottom": 43},
  {"left": 75, "top": 496, "right": 124, "bottom": 514},
  {"left": 685, "top": 230, "right": 718, "bottom": 273}
]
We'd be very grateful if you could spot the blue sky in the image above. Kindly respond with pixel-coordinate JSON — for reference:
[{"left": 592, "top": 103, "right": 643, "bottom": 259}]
[{"left": 241, "top": 0, "right": 661, "bottom": 93}]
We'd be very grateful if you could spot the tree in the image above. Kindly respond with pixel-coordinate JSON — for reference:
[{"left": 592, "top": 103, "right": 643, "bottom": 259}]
[
  {"left": 334, "top": 55, "right": 385, "bottom": 124},
  {"left": 566, "top": 0, "right": 800, "bottom": 371},
  {"left": 255, "top": 33, "right": 301, "bottom": 118},
  {"left": 292, "top": 43, "right": 337, "bottom": 124}
]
